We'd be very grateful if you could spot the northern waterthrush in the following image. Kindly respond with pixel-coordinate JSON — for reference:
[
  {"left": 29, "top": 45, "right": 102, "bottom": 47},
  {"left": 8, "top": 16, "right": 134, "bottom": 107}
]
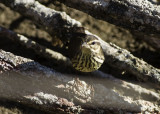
[{"left": 69, "top": 34, "right": 105, "bottom": 72}]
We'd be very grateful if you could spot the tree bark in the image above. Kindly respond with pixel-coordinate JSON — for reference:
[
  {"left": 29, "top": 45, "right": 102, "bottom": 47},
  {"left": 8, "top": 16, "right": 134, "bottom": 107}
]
[
  {"left": 0, "top": 0, "right": 160, "bottom": 85},
  {"left": 56, "top": 0, "right": 160, "bottom": 36},
  {"left": 0, "top": 26, "right": 71, "bottom": 68},
  {"left": 0, "top": 49, "right": 159, "bottom": 113},
  {"left": 55, "top": 0, "right": 160, "bottom": 51}
]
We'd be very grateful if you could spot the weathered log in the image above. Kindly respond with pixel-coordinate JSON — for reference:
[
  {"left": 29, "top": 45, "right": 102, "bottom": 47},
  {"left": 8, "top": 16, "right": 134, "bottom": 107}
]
[
  {"left": 0, "top": 49, "right": 159, "bottom": 113},
  {"left": 55, "top": 0, "right": 160, "bottom": 51},
  {"left": 0, "top": 26, "right": 71, "bottom": 68},
  {"left": 55, "top": 0, "right": 160, "bottom": 36},
  {"left": 0, "top": 0, "right": 160, "bottom": 85}
]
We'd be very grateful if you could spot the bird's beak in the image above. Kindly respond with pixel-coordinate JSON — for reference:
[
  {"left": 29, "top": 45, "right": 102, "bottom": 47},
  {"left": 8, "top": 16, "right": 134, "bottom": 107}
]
[
  {"left": 81, "top": 42, "right": 90, "bottom": 53},
  {"left": 82, "top": 42, "right": 90, "bottom": 49}
]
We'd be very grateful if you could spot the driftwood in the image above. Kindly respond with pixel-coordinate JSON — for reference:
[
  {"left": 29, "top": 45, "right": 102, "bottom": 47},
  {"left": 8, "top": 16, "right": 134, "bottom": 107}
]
[
  {"left": 55, "top": 0, "right": 160, "bottom": 51},
  {"left": 0, "top": 0, "right": 160, "bottom": 85},
  {"left": 0, "top": 0, "right": 160, "bottom": 113},
  {"left": 0, "top": 49, "right": 159, "bottom": 113},
  {"left": 0, "top": 26, "right": 71, "bottom": 68},
  {"left": 55, "top": 0, "right": 160, "bottom": 35}
]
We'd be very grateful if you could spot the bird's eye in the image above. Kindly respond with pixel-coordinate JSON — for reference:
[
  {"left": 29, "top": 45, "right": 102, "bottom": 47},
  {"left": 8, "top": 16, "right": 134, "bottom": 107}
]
[{"left": 91, "top": 41, "right": 96, "bottom": 45}]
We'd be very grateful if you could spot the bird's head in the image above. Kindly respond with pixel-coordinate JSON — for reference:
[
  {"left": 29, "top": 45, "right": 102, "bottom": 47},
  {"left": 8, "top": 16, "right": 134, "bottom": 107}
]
[{"left": 81, "top": 35, "right": 102, "bottom": 55}]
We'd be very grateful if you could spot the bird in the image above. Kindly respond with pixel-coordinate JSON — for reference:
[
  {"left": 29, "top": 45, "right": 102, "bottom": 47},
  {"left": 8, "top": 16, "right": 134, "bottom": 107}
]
[{"left": 69, "top": 34, "right": 105, "bottom": 72}]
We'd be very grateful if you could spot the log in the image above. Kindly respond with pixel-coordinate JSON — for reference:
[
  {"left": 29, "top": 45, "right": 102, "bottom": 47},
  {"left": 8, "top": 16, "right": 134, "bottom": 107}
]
[
  {"left": 55, "top": 0, "right": 160, "bottom": 36},
  {"left": 0, "top": 49, "right": 159, "bottom": 113},
  {"left": 0, "top": 26, "right": 71, "bottom": 68},
  {"left": 0, "top": 0, "right": 160, "bottom": 85},
  {"left": 55, "top": 0, "right": 160, "bottom": 51}
]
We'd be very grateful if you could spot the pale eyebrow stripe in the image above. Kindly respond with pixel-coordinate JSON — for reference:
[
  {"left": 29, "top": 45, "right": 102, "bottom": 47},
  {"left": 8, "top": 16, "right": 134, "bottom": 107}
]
[{"left": 87, "top": 39, "right": 99, "bottom": 44}]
